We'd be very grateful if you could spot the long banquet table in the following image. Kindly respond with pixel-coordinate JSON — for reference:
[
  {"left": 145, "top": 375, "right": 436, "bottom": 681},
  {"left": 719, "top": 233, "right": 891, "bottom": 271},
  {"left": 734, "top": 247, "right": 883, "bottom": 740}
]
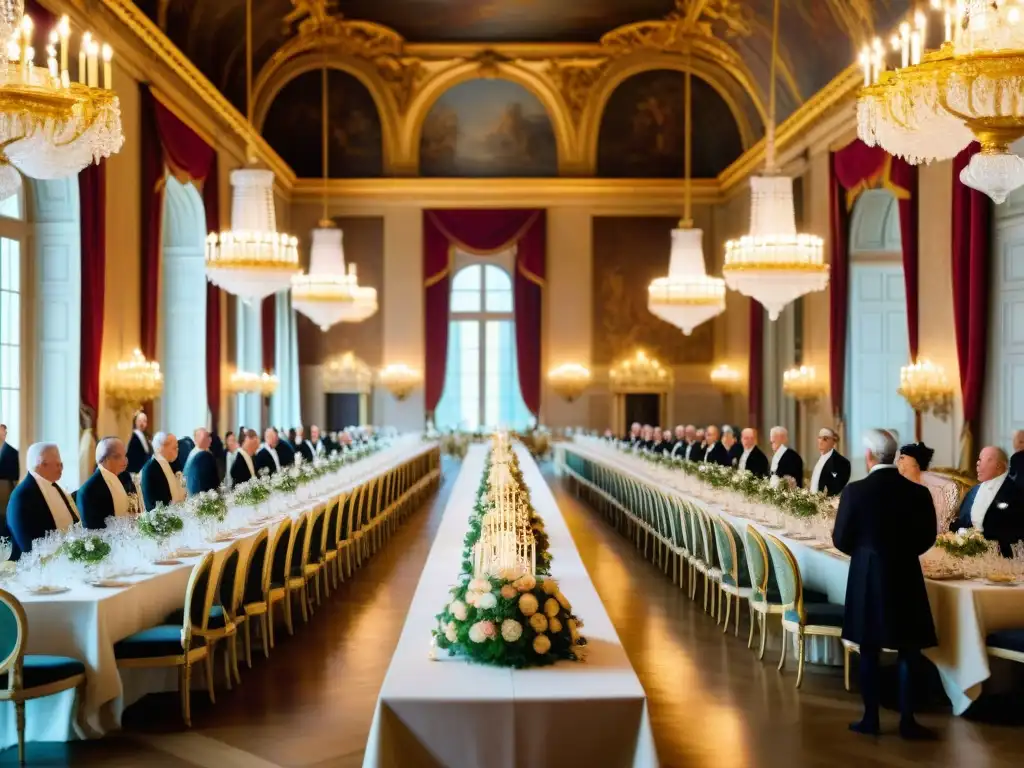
[
  {"left": 0, "top": 438, "right": 440, "bottom": 750},
  {"left": 556, "top": 439, "right": 1024, "bottom": 716},
  {"left": 363, "top": 444, "right": 658, "bottom": 768}
]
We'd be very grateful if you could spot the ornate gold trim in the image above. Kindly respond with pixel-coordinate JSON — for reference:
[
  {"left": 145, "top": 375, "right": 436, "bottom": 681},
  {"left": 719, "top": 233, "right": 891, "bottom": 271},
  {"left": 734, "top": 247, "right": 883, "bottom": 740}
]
[{"left": 722, "top": 263, "right": 829, "bottom": 273}]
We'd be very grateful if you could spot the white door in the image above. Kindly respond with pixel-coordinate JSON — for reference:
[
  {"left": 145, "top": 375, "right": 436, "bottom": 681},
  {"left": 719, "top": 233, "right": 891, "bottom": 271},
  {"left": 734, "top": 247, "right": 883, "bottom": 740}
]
[
  {"left": 847, "top": 263, "right": 914, "bottom": 478},
  {"left": 986, "top": 218, "right": 1024, "bottom": 450}
]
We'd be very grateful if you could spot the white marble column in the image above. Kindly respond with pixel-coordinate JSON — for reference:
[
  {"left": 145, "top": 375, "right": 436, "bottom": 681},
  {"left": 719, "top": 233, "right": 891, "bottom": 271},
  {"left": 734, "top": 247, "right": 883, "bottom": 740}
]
[{"left": 235, "top": 299, "right": 262, "bottom": 431}]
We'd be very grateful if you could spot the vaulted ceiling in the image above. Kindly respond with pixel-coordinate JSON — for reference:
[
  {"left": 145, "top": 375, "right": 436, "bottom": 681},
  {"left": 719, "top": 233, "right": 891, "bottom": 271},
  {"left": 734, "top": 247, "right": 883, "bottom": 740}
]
[{"left": 137, "top": 0, "right": 909, "bottom": 177}]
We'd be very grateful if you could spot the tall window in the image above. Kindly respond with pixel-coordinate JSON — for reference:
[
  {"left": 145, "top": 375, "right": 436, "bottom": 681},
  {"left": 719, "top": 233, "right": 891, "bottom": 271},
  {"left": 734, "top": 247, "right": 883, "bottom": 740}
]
[
  {"left": 435, "top": 260, "right": 531, "bottom": 431},
  {"left": 0, "top": 191, "right": 24, "bottom": 450}
]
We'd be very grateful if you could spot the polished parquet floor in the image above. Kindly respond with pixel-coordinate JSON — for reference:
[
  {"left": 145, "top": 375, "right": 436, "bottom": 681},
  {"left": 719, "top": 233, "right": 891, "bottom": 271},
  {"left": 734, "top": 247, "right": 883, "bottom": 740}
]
[{"left": 7, "top": 459, "right": 1024, "bottom": 767}]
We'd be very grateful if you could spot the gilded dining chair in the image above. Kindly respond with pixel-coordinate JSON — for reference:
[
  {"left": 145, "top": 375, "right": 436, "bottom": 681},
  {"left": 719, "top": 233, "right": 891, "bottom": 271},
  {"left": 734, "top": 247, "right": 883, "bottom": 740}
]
[
  {"left": 743, "top": 526, "right": 787, "bottom": 658},
  {"left": 238, "top": 527, "right": 270, "bottom": 665},
  {"left": 0, "top": 589, "right": 86, "bottom": 765},
  {"left": 304, "top": 504, "right": 328, "bottom": 607},
  {"left": 115, "top": 552, "right": 215, "bottom": 726},
  {"left": 322, "top": 495, "right": 344, "bottom": 591},
  {"left": 764, "top": 534, "right": 847, "bottom": 688},
  {"left": 266, "top": 517, "right": 295, "bottom": 647},
  {"left": 711, "top": 516, "right": 752, "bottom": 636}
]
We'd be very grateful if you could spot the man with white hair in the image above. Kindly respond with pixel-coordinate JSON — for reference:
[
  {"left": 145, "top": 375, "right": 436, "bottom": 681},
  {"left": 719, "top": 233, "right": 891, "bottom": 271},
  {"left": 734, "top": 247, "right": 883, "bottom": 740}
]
[
  {"left": 769, "top": 426, "right": 804, "bottom": 488},
  {"left": 5, "top": 443, "right": 77, "bottom": 558},
  {"left": 833, "top": 429, "right": 937, "bottom": 739},
  {"left": 810, "top": 427, "right": 851, "bottom": 496},
  {"left": 309, "top": 425, "right": 327, "bottom": 458},
  {"left": 184, "top": 428, "right": 220, "bottom": 496},
  {"left": 682, "top": 424, "right": 700, "bottom": 461},
  {"left": 257, "top": 428, "right": 284, "bottom": 476},
  {"left": 738, "top": 428, "right": 769, "bottom": 478},
  {"left": 77, "top": 437, "right": 131, "bottom": 529},
  {"left": 140, "top": 432, "right": 184, "bottom": 512}
]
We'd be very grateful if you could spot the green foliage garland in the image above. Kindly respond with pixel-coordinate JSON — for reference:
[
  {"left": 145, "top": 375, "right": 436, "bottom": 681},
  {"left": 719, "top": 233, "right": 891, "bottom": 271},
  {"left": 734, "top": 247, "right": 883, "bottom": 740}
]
[
  {"left": 138, "top": 505, "right": 185, "bottom": 539},
  {"left": 64, "top": 536, "right": 111, "bottom": 564}
]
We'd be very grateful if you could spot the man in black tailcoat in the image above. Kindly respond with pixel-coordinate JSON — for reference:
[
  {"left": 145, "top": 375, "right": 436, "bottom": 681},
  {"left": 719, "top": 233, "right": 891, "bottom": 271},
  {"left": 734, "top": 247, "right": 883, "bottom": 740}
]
[
  {"left": 769, "top": 426, "right": 804, "bottom": 488},
  {"left": 184, "top": 428, "right": 220, "bottom": 496},
  {"left": 126, "top": 411, "right": 153, "bottom": 474},
  {"left": 702, "top": 425, "right": 731, "bottom": 467},
  {"left": 737, "top": 428, "right": 769, "bottom": 478},
  {"left": 809, "top": 427, "right": 852, "bottom": 497},
  {"left": 832, "top": 429, "right": 937, "bottom": 739}
]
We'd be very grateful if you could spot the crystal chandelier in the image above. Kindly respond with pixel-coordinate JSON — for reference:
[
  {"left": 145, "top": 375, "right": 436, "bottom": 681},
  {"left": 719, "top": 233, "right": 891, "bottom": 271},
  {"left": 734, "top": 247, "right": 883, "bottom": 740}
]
[
  {"left": 647, "top": 57, "right": 725, "bottom": 336},
  {"left": 229, "top": 369, "right": 262, "bottom": 394},
  {"left": 898, "top": 358, "right": 953, "bottom": 418},
  {"left": 259, "top": 371, "right": 279, "bottom": 397},
  {"left": 323, "top": 352, "right": 373, "bottom": 393},
  {"left": 609, "top": 350, "right": 672, "bottom": 390},
  {"left": 782, "top": 365, "right": 823, "bottom": 402},
  {"left": 105, "top": 348, "right": 162, "bottom": 413},
  {"left": 379, "top": 364, "right": 422, "bottom": 401},
  {"left": 205, "top": 0, "right": 298, "bottom": 303},
  {"left": 710, "top": 363, "right": 742, "bottom": 394},
  {"left": 0, "top": 4, "right": 124, "bottom": 202},
  {"left": 723, "top": 0, "right": 827, "bottom": 320},
  {"left": 292, "top": 52, "right": 377, "bottom": 331},
  {"left": 857, "top": 1, "right": 1024, "bottom": 204},
  {"left": 547, "top": 363, "right": 592, "bottom": 402}
]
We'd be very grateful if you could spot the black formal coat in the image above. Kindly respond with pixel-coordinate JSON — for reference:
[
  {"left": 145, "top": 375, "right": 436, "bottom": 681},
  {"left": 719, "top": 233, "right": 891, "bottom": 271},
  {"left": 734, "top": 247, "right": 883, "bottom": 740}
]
[
  {"left": 0, "top": 442, "right": 18, "bottom": 482},
  {"left": 813, "top": 451, "right": 852, "bottom": 496},
  {"left": 296, "top": 440, "right": 315, "bottom": 464},
  {"left": 76, "top": 469, "right": 118, "bottom": 530},
  {"left": 185, "top": 450, "right": 220, "bottom": 496},
  {"left": 772, "top": 448, "right": 805, "bottom": 488},
  {"left": 668, "top": 440, "right": 687, "bottom": 459},
  {"left": 951, "top": 477, "right": 1024, "bottom": 557},
  {"left": 6, "top": 474, "right": 77, "bottom": 559},
  {"left": 278, "top": 440, "right": 297, "bottom": 467},
  {"left": 126, "top": 432, "right": 152, "bottom": 474},
  {"left": 230, "top": 453, "right": 256, "bottom": 486},
  {"left": 255, "top": 447, "right": 282, "bottom": 476},
  {"left": 703, "top": 442, "right": 731, "bottom": 468},
  {"left": 140, "top": 458, "right": 173, "bottom": 513},
  {"left": 739, "top": 445, "right": 770, "bottom": 478},
  {"left": 172, "top": 437, "right": 195, "bottom": 474},
  {"left": 727, "top": 442, "right": 743, "bottom": 469},
  {"left": 1011, "top": 450, "right": 1024, "bottom": 489},
  {"left": 833, "top": 467, "right": 937, "bottom": 650},
  {"left": 117, "top": 469, "right": 135, "bottom": 495}
]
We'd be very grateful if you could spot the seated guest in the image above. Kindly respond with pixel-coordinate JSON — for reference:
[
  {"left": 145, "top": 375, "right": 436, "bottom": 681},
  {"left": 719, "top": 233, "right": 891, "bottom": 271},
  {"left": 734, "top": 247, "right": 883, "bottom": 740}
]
[
  {"left": 257, "top": 428, "right": 286, "bottom": 475},
  {"left": 833, "top": 429, "right": 937, "bottom": 739},
  {"left": 172, "top": 435, "right": 195, "bottom": 473},
  {"left": 897, "top": 442, "right": 960, "bottom": 533},
  {"left": 230, "top": 429, "right": 260, "bottom": 486},
  {"left": 810, "top": 428, "right": 851, "bottom": 496},
  {"left": 78, "top": 437, "right": 132, "bottom": 529},
  {"left": 0, "top": 423, "right": 18, "bottom": 515},
  {"left": 295, "top": 426, "right": 315, "bottom": 464},
  {"left": 278, "top": 430, "right": 297, "bottom": 467},
  {"left": 184, "top": 428, "right": 220, "bottom": 495},
  {"left": 679, "top": 424, "right": 699, "bottom": 461},
  {"left": 638, "top": 425, "right": 654, "bottom": 450},
  {"left": 769, "top": 426, "right": 804, "bottom": 488},
  {"left": 695, "top": 428, "right": 706, "bottom": 452},
  {"left": 951, "top": 446, "right": 1024, "bottom": 556},
  {"left": 669, "top": 425, "right": 687, "bottom": 458},
  {"left": 309, "top": 425, "right": 328, "bottom": 458},
  {"left": 126, "top": 411, "right": 153, "bottom": 473},
  {"left": 656, "top": 429, "right": 673, "bottom": 454},
  {"left": 287, "top": 428, "right": 298, "bottom": 447},
  {"left": 737, "top": 428, "right": 770, "bottom": 478},
  {"left": 6, "top": 443, "right": 77, "bottom": 558},
  {"left": 210, "top": 432, "right": 226, "bottom": 480},
  {"left": 625, "top": 422, "right": 641, "bottom": 444},
  {"left": 140, "top": 432, "right": 185, "bottom": 512},
  {"left": 703, "top": 425, "right": 730, "bottom": 467},
  {"left": 1011, "top": 430, "right": 1024, "bottom": 488},
  {"left": 722, "top": 426, "right": 742, "bottom": 467}
]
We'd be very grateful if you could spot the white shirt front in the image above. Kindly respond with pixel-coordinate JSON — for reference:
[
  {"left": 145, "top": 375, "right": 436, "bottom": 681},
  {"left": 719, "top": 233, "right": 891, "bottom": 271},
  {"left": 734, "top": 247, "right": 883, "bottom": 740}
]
[
  {"left": 739, "top": 448, "right": 752, "bottom": 471},
  {"left": 810, "top": 449, "right": 834, "bottom": 492},
  {"left": 30, "top": 472, "right": 75, "bottom": 532},
  {"left": 703, "top": 442, "right": 718, "bottom": 462},
  {"left": 133, "top": 430, "right": 150, "bottom": 453},
  {"left": 685, "top": 442, "right": 698, "bottom": 461},
  {"left": 671, "top": 441, "right": 685, "bottom": 457},
  {"left": 769, "top": 445, "right": 788, "bottom": 487},
  {"left": 972, "top": 471, "right": 1009, "bottom": 532},
  {"left": 154, "top": 454, "right": 186, "bottom": 504},
  {"left": 98, "top": 465, "right": 130, "bottom": 517},
  {"left": 261, "top": 444, "right": 281, "bottom": 471}
]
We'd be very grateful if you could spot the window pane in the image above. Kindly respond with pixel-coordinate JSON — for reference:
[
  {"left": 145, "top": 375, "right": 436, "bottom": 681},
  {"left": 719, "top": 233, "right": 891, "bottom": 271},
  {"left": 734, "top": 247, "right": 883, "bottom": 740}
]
[
  {"left": 452, "top": 265, "right": 481, "bottom": 291},
  {"left": 0, "top": 192, "right": 20, "bottom": 220},
  {"left": 483, "top": 265, "right": 511, "bottom": 292},
  {"left": 2, "top": 239, "right": 18, "bottom": 287},
  {"left": 0, "top": 236, "right": 19, "bottom": 450},
  {"left": 485, "top": 289, "right": 512, "bottom": 312},
  {"left": 451, "top": 290, "right": 481, "bottom": 313}
]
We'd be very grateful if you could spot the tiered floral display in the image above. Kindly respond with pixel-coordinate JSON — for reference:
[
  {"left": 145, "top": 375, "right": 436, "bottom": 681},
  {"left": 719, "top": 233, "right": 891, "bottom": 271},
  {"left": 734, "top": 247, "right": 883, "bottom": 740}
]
[{"left": 434, "top": 435, "right": 585, "bottom": 668}]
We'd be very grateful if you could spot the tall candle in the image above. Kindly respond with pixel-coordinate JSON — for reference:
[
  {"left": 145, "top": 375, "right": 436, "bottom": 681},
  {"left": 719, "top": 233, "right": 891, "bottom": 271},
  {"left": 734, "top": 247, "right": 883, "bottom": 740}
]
[
  {"left": 944, "top": 11, "right": 952, "bottom": 42},
  {"left": 87, "top": 40, "right": 98, "bottom": 88},
  {"left": 101, "top": 43, "right": 112, "bottom": 89},
  {"left": 58, "top": 16, "right": 69, "bottom": 75},
  {"left": 79, "top": 32, "right": 88, "bottom": 84}
]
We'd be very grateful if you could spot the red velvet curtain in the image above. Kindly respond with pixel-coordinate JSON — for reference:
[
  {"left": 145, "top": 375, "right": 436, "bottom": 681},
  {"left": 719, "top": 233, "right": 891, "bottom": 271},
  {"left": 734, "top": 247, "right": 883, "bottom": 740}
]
[
  {"left": 423, "top": 210, "right": 546, "bottom": 416},
  {"left": 140, "top": 86, "right": 164, "bottom": 364},
  {"left": 203, "top": 155, "right": 221, "bottom": 432},
  {"left": 829, "top": 140, "right": 917, "bottom": 429},
  {"left": 952, "top": 144, "right": 992, "bottom": 472},
  {"left": 748, "top": 300, "right": 763, "bottom": 431},
  {"left": 79, "top": 162, "right": 106, "bottom": 427},
  {"left": 261, "top": 296, "right": 276, "bottom": 378}
]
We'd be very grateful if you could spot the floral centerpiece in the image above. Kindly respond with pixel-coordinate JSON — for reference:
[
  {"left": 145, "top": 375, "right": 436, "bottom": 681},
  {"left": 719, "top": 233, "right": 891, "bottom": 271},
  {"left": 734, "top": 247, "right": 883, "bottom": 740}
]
[
  {"left": 191, "top": 490, "right": 228, "bottom": 522},
  {"left": 64, "top": 536, "right": 111, "bottom": 564},
  {"left": 137, "top": 504, "right": 184, "bottom": 540},
  {"left": 935, "top": 529, "right": 991, "bottom": 558},
  {"left": 233, "top": 477, "right": 272, "bottom": 507}
]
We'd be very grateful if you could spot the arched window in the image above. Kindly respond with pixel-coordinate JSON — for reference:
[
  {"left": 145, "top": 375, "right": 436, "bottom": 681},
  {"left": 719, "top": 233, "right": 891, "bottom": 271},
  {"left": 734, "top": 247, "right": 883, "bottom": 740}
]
[
  {"left": 160, "top": 176, "right": 208, "bottom": 436},
  {"left": 0, "top": 189, "right": 26, "bottom": 456},
  {"left": 434, "top": 257, "right": 531, "bottom": 431}
]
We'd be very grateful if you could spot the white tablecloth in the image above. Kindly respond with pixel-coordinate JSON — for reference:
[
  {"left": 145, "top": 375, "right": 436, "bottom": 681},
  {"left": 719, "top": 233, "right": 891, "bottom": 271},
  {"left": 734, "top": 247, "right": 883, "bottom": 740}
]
[
  {"left": 557, "top": 440, "right": 1024, "bottom": 716},
  {"left": 0, "top": 438, "right": 438, "bottom": 749},
  {"left": 363, "top": 444, "right": 658, "bottom": 768}
]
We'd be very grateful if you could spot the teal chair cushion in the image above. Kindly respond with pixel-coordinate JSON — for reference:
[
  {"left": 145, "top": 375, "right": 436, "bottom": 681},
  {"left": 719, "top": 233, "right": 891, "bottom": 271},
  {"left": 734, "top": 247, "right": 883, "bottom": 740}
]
[
  {"left": 0, "top": 655, "right": 85, "bottom": 689},
  {"left": 164, "top": 605, "right": 227, "bottom": 630},
  {"left": 754, "top": 586, "right": 829, "bottom": 605},
  {"left": 784, "top": 602, "right": 845, "bottom": 628},
  {"left": 114, "top": 625, "right": 201, "bottom": 659}
]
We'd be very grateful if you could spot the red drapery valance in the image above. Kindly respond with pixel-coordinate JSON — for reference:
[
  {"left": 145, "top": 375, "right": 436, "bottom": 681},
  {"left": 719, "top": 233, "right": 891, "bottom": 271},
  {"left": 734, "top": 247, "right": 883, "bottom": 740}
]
[
  {"left": 79, "top": 162, "right": 106, "bottom": 428},
  {"left": 952, "top": 143, "right": 991, "bottom": 472},
  {"left": 423, "top": 210, "right": 546, "bottom": 416},
  {"left": 829, "top": 140, "right": 918, "bottom": 429},
  {"left": 140, "top": 85, "right": 221, "bottom": 426}
]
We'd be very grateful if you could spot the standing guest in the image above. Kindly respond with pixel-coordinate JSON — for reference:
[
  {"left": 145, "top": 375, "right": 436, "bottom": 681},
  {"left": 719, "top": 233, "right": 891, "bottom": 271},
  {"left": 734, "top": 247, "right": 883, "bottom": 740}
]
[
  {"left": 722, "top": 426, "right": 742, "bottom": 467},
  {"left": 702, "top": 425, "right": 730, "bottom": 467},
  {"left": 769, "top": 426, "right": 804, "bottom": 488},
  {"left": 1011, "top": 430, "right": 1024, "bottom": 488},
  {"left": 295, "top": 426, "right": 315, "bottom": 464},
  {"left": 833, "top": 429, "right": 937, "bottom": 739},
  {"left": 5, "top": 443, "right": 77, "bottom": 558},
  {"left": 184, "top": 428, "right": 220, "bottom": 496},
  {"left": 737, "top": 428, "right": 770, "bottom": 478},
  {"left": 257, "top": 428, "right": 284, "bottom": 476},
  {"left": 309, "top": 425, "right": 327, "bottom": 458},
  {"left": 126, "top": 411, "right": 153, "bottom": 473},
  {"left": 77, "top": 437, "right": 132, "bottom": 529},
  {"left": 897, "top": 442, "right": 960, "bottom": 533},
  {"left": 809, "top": 428, "right": 852, "bottom": 496},
  {"left": 230, "top": 430, "right": 260, "bottom": 486},
  {"left": 951, "top": 446, "right": 1024, "bottom": 556},
  {"left": 140, "top": 432, "right": 184, "bottom": 512},
  {"left": 0, "top": 423, "right": 18, "bottom": 514}
]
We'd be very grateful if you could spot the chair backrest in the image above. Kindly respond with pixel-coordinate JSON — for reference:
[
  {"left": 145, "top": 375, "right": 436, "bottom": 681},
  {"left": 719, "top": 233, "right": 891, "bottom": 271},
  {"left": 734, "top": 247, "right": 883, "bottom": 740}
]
[
  {"left": 216, "top": 542, "right": 241, "bottom": 620},
  {"left": 241, "top": 527, "right": 270, "bottom": 606},
  {"left": 184, "top": 551, "right": 216, "bottom": 635},
  {"left": 764, "top": 534, "right": 804, "bottom": 620},
  {"left": 743, "top": 525, "right": 771, "bottom": 598},
  {"left": 307, "top": 504, "right": 327, "bottom": 562},
  {"left": 288, "top": 513, "right": 310, "bottom": 576},
  {"left": 711, "top": 515, "right": 743, "bottom": 584},
  {"left": 269, "top": 517, "right": 294, "bottom": 585},
  {"left": 0, "top": 589, "right": 26, "bottom": 689},
  {"left": 324, "top": 498, "right": 341, "bottom": 550}
]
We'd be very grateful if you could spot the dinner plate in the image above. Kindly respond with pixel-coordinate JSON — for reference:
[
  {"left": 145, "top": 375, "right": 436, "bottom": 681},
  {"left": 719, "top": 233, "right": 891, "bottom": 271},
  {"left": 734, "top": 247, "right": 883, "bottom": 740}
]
[
  {"left": 924, "top": 573, "right": 964, "bottom": 581},
  {"left": 26, "top": 586, "right": 69, "bottom": 595},
  {"left": 172, "top": 549, "right": 209, "bottom": 558},
  {"left": 153, "top": 559, "right": 183, "bottom": 566},
  {"left": 983, "top": 577, "right": 1019, "bottom": 587},
  {"left": 88, "top": 579, "right": 132, "bottom": 588}
]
